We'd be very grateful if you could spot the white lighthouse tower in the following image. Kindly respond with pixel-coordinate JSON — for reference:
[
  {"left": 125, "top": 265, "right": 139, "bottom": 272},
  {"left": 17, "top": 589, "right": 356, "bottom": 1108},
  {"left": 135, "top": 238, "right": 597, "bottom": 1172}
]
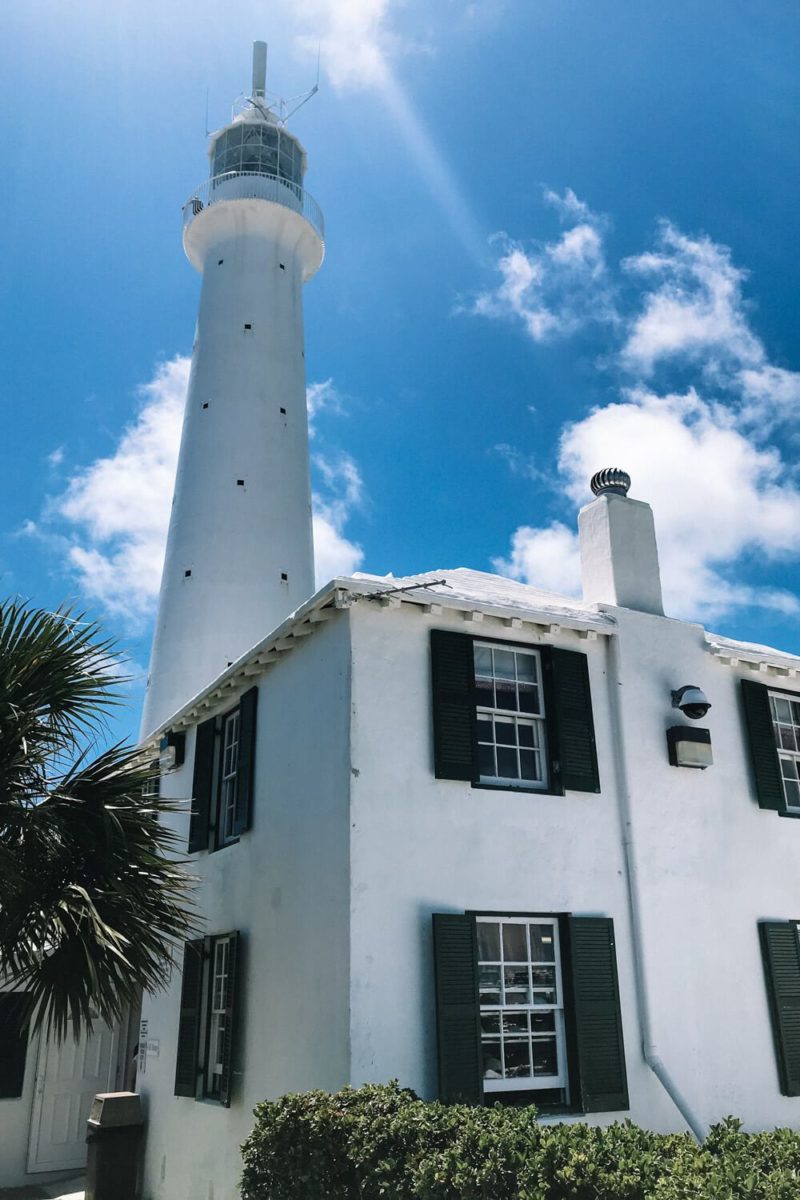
[{"left": 141, "top": 43, "right": 324, "bottom": 736}]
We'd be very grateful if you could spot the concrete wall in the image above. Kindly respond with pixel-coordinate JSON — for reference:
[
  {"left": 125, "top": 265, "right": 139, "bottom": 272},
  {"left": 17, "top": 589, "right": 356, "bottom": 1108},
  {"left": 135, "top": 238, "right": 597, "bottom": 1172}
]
[
  {"left": 139, "top": 613, "right": 352, "bottom": 1200},
  {"left": 346, "top": 598, "right": 800, "bottom": 1133}
]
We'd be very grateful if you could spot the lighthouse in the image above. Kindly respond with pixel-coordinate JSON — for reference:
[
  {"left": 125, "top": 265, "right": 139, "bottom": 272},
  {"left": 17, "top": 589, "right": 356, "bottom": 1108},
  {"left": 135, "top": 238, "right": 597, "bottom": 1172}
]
[{"left": 141, "top": 43, "right": 324, "bottom": 736}]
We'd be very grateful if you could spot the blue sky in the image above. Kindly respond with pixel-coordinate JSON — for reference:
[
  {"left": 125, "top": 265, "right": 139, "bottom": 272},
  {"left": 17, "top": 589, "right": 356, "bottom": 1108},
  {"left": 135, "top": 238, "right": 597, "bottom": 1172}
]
[{"left": 2, "top": 1, "right": 800, "bottom": 743}]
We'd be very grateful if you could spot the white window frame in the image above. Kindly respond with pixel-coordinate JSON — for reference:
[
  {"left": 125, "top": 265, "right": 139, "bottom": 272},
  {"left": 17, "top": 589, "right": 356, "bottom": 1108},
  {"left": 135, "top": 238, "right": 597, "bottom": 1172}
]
[
  {"left": 218, "top": 709, "right": 240, "bottom": 845},
  {"left": 476, "top": 915, "right": 567, "bottom": 1094},
  {"left": 769, "top": 690, "right": 800, "bottom": 815},
  {"left": 204, "top": 935, "right": 233, "bottom": 1099},
  {"left": 474, "top": 642, "right": 548, "bottom": 790}
]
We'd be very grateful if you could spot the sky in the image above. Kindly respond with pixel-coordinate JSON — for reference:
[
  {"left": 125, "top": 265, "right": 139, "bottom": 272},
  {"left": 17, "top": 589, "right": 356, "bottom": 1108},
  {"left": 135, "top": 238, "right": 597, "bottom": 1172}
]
[{"left": 2, "top": 0, "right": 800, "bottom": 743}]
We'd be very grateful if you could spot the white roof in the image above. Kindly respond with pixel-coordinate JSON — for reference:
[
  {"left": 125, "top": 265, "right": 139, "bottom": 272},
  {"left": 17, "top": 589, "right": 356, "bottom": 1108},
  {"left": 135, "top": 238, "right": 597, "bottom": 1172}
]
[{"left": 143, "top": 564, "right": 800, "bottom": 746}]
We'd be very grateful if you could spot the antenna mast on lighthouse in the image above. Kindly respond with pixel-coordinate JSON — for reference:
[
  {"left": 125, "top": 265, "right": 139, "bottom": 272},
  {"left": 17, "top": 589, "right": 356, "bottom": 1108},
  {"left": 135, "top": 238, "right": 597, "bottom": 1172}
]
[{"left": 141, "top": 42, "right": 325, "bottom": 736}]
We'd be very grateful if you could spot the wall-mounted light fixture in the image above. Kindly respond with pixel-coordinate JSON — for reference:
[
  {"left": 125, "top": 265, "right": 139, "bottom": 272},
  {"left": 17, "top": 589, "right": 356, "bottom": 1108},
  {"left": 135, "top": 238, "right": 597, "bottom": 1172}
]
[
  {"left": 671, "top": 685, "right": 711, "bottom": 720},
  {"left": 159, "top": 731, "right": 186, "bottom": 772},
  {"left": 667, "top": 725, "right": 713, "bottom": 769}
]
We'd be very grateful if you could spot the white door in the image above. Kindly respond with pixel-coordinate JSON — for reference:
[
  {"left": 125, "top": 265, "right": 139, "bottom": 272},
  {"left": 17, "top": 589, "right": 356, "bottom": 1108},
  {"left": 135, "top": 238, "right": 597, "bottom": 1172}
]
[{"left": 27, "top": 1022, "right": 120, "bottom": 1173}]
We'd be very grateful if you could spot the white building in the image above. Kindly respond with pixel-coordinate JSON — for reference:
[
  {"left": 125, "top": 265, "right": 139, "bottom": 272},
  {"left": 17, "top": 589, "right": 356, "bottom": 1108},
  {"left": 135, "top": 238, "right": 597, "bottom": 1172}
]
[
  {"left": 134, "top": 471, "right": 800, "bottom": 1199},
  {"left": 47, "top": 39, "right": 800, "bottom": 1200}
]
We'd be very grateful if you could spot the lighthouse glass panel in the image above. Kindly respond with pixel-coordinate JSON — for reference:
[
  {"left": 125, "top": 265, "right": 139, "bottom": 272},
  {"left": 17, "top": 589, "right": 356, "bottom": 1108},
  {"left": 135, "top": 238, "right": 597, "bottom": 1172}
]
[
  {"left": 474, "top": 644, "right": 547, "bottom": 789},
  {"left": 212, "top": 125, "right": 303, "bottom": 193},
  {"left": 477, "top": 917, "right": 566, "bottom": 1093}
]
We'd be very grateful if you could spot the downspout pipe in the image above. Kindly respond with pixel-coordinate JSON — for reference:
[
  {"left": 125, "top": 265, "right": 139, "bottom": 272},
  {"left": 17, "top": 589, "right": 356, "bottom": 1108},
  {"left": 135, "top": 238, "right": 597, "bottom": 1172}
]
[{"left": 605, "top": 628, "right": 706, "bottom": 1143}]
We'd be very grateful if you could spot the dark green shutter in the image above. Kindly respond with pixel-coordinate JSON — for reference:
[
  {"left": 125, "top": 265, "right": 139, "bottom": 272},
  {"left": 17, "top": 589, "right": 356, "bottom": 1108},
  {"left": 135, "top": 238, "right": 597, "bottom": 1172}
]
[
  {"left": 0, "top": 993, "right": 30, "bottom": 1099},
  {"left": 188, "top": 717, "right": 216, "bottom": 852},
  {"left": 431, "top": 631, "right": 475, "bottom": 781},
  {"left": 742, "top": 680, "right": 784, "bottom": 812},
  {"left": 759, "top": 921, "right": 800, "bottom": 1095},
  {"left": 566, "top": 916, "right": 628, "bottom": 1112},
  {"left": 174, "top": 939, "right": 204, "bottom": 1097},
  {"left": 233, "top": 688, "right": 258, "bottom": 836},
  {"left": 218, "top": 932, "right": 241, "bottom": 1108},
  {"left": 545, "top": 648, "right": 600, "bottom": 793},
  {"left": 432, "top": 914, "right": 483, "bottom": 1104}
]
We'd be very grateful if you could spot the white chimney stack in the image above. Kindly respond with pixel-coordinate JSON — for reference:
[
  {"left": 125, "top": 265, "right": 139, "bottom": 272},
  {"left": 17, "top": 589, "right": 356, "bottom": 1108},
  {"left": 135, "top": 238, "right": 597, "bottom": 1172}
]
[{"left": 578, "top": 469, "right": 664, "bottom": 615}]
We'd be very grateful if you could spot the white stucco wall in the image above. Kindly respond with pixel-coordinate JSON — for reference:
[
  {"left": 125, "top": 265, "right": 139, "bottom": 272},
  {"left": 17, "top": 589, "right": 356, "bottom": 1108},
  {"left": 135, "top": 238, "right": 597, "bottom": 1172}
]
[
  {"left": 607, "top": 605, "right": 800, "bottom": 1131},
  {"left": 139, "top": 613, "right": 352, "bottom": 1200},
  {"left": 346, "top": 598, "right": 800, "bottom": 1134}
]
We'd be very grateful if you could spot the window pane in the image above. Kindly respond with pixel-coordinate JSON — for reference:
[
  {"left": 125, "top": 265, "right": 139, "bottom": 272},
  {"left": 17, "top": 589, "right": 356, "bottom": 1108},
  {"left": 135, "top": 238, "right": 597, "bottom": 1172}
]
[
  {"left": 480, "top": 965, "right": 501, "bottom": 989},
  {"left": 504, "top": 965, "right": 529, "bottom": 990},
  {"left": 478, "top": 743, "right": 495, "bottom": 777},
  {"left": 482, "top": 1041, "right": 502, "bottom": 1079},
  {"left": 502, "top": 924, "right": 527, "bottom": 960},
  {"left": 495, "top": 718, "right": 516, "bottom": 745},
  {"left": 531, "top": 1011, "right": 555, "bottom": 1034},
  {"left": 481, "top": 1013, "right": 500, "bottom": 1035},
  {"left": 505, "top": 990, "right": 529, "bottom": 1006},
  {"left": 792, "top": 701, "right": 800, "bottom": 725},
  {"left": 475, "top": 682, "right": 494, "bottom": 708},
  {"left": 530, "top": 924, "right": 555, "bottom": 962},
  {"left": 495, "top": 680, "right": 517, "bottom": 711},
  {"left": 531, "top": 966, "right": 556, "bottom": 989},
  {"left": 781, "top": 757, "right": 798, "bottom": 781},
  {"left": 775, "top": 698, "right": 792, "bottom": 721},
  {"left": 504, "top": 1039, "right": 531, "bottom": 1077},
  {"left": 476, "top": 716, "right": 493, "bottom": 742},
  {"left": 779, "top": 726, "right": 797, "bottom": 751},
  {"left": 519, "top": 750, "right": 537, "bottom": 781},
  {"left": 784, "top": 780, "right": 800, "bottom": 809},
  {"left": 516, "top": 653, "right": 536, "bottom": 683},
  {"left": 532, "top": 1039, "right": 558, "bottom": 1076},
  {"left": 497, "top": 747, "right": 519, "bottom": 778},
  {"left": 533, "top": 990, "right": 557, "bottom": 1005},
  {"left": 477, "top": 922, "right": 501, "bottom": 961},
  {"left": 474, "top": 646, "right": 492, "bottom": 677},
  {"left": 518, "top": 685, "right": 541, "bottom": 715},
  {"left": 518, "top": 723, "right": 535, "bottom": 748},
  {"left": 494, "top": 650, "right": 516, "bottom": 679},
  {"left": 502, "top": 1012, "right": 528, "bottom": 1034}
]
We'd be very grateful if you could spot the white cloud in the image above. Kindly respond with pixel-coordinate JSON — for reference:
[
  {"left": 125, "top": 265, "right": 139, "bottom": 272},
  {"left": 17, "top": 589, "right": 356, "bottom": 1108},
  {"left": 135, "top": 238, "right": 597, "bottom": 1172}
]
[
  {"left": 481, "top": 205, "right": 800, "bottom": 622},
  {"left": 48, "top": 357, "right": 364, "bottom": 623},
  {"left": 312, "top": 452, "right": 364, "bottom": 583},
  {"left": 470, "top": 190, "right": 616, "bottom": 341},
  {"left": 306, "top": 377, "right": 343, "bottom": 430},
  {"left": 493, "top": 521, "right": 581, "bottom": 598},
  {"left": 621, "top": 222, "right": 763, "bottom": 376},
  {"left": 294, "top": 0, "right": 398, "bottom": 91},
  {"left": 54, "top": 356, "right": 189, "bottom": 622}
]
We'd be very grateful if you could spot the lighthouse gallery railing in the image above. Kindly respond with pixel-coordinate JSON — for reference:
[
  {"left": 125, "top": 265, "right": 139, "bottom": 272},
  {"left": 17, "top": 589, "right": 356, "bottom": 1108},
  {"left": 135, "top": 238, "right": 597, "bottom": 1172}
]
[{"left": 182, "top": 171, "right": 324, "bottom": 243}]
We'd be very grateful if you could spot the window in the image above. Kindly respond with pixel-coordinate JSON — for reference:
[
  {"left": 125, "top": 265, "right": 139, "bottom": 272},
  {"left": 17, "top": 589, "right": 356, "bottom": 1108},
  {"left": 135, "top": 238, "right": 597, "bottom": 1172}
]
[
  {"left": 188, "top": 687, "right": 258, "bottom": 853},
  {"left": 769, "top": 692, "right": 800, "bottom": 813},
  {"left": 0, "top": 993, "right": 30, "bottom": 1099},
  {"left": 474, "top": 644, "right": 547, "bottom": 788},
  {"left": 742, "top": 680, "right": 800, "bottom": 817},
  {"left": 219, "top": 709, "right": 240, "bottom": 845},
  {"left": 477, "top": 917, "right": 565, "bottom": 1092},
  {"left": 174, "top": 933, "right": 240, "bottom": 1106},
  {"left": 759, "top": 921, "right": 800, "bottom": 1095},
  {"left": 433, "top": 912, "right": 627, "bottom": 1113},
  {"left": 430, "top": 630, "right": 600, "bottom": 794}
]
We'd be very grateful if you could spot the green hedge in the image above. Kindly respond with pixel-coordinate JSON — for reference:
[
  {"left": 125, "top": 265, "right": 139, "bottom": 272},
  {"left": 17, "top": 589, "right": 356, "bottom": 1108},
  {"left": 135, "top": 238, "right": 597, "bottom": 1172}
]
[{"left": 240, "top": 1082, "right": 800, "bottom": 1200}]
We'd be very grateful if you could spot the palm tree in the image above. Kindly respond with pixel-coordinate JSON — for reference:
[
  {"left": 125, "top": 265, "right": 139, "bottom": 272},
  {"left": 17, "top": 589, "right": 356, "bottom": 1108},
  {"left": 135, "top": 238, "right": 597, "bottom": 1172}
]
[{"left": 0, "top": 600, "right": 196, "bottom": 1041}]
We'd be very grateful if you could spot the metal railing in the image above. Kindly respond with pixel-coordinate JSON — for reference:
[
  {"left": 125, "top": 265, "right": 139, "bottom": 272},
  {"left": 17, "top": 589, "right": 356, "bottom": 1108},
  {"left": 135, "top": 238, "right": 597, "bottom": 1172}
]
[{"left": 182, "top": 171, "right": 324, "bottom": 243}]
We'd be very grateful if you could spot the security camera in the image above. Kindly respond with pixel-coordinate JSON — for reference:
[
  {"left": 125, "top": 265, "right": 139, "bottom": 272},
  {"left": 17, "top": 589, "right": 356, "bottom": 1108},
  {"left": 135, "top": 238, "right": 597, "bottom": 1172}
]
[{"left": 671, "top": 685, "right": 711, "bottom": 721}]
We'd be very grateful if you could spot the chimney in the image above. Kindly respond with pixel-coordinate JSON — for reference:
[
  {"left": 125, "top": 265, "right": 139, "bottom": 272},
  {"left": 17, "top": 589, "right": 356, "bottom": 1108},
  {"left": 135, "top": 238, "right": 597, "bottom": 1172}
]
[{"left": 578, "top": 468, "right": 664, "bottom": 615}]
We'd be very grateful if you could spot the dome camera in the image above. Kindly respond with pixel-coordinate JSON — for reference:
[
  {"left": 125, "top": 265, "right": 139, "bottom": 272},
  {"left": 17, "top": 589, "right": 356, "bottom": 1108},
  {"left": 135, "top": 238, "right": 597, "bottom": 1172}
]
[{"left": 671, "top": 685, "right": 711, "bottom": 721}]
